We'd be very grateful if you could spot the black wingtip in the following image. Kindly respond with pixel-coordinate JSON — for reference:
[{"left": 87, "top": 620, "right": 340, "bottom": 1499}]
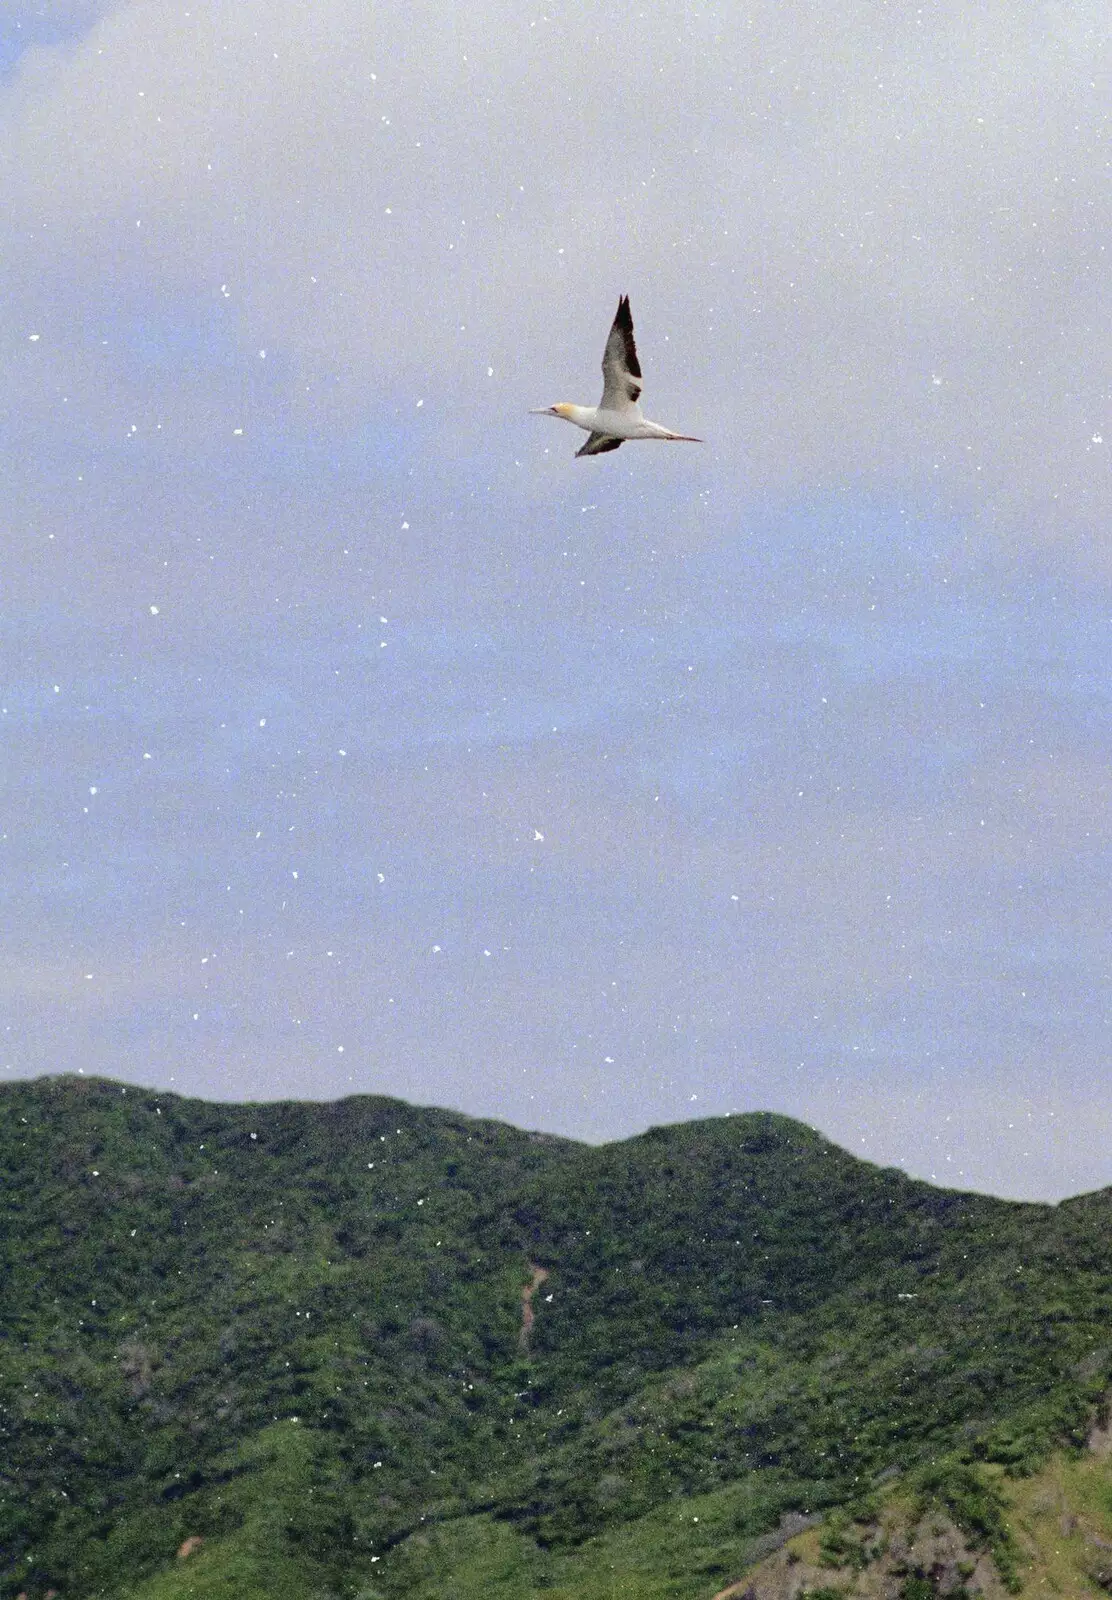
[{"left": 610, "top": 296, "right": 641, "bottom": 379}]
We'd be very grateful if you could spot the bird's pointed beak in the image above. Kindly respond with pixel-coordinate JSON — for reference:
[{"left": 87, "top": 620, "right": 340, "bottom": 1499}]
[{"left": 529, "top": 406, "right": 557, "bottom": 415}]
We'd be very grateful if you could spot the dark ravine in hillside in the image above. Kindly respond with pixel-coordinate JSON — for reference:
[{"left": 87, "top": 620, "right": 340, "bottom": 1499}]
[{"left": 2, "top": 1074, "right": 1112, "bottom": 1600}]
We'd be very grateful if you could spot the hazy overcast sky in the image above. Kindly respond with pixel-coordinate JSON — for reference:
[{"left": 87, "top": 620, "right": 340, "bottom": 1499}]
[{"left": 2, "top": 0, "right": 1110, "bottom": 1199}]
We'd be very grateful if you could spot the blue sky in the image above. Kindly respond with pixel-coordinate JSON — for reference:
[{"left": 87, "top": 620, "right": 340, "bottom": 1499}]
[{"left": 2, "top": 0, "right": 1110, "bottom": 1198}]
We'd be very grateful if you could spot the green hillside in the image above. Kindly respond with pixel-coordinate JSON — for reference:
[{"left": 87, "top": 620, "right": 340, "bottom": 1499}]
[{"left": 2, "top": 1075, "right": 1111, "bottom": 1600}]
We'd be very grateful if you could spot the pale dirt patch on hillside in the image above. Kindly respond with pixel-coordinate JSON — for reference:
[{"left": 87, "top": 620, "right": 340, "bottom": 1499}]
[
  {"left": 519, "top": 1264, "right": 549, "bottom": 1350},
  {"left": 715, "top": 1503, "right": 1007, "bottom": 1600}
]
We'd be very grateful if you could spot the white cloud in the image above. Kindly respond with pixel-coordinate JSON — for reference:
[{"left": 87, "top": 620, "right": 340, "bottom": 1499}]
[{"left": 0, "top": 0, "right": 1108, "bottom": 565}]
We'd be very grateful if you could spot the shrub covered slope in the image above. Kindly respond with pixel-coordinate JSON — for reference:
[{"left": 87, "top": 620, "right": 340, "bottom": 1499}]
[{"left": 2, "top": 1075, "right": 1111, "bottom": 1599}]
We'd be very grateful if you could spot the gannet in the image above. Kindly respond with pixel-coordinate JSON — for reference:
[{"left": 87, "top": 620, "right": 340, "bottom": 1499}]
[{"left": 531, "top": 296, "right": 702, "bottom": 457}]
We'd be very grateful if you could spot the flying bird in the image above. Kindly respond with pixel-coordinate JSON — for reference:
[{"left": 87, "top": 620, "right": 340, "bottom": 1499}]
[{"left": 531, "top": 297, "right": 701, "bottom": 457}]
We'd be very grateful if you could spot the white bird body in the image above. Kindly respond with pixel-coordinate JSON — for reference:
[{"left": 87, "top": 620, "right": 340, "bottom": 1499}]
[
  {"left": 531, "top": 297, "right": 701, "bottom": 457},
  {"left": 543, "top": 403, "right": 691, "bottom": 442}
]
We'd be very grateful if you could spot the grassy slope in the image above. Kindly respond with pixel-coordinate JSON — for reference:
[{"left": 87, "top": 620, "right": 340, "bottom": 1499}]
[
  {"left": 121, "top": 1445, "right": 1112, "bottom": 1600},
  {"left": 3, "top": 1076, "right": 1112, "bottom": 1600},
  {"left": 708, "top": 1442, "right": 1112, "bottom": 1599},
  {"left": 0, "top": 1075, "right": 571, "bottom": 1596}
]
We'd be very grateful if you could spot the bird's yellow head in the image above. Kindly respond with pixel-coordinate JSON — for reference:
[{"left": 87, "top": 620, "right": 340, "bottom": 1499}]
[{"left": 551, "top": 403, "right": 575, "bottom": 419}]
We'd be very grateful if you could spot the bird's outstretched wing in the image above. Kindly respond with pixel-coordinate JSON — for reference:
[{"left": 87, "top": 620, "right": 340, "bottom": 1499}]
[
  {"left": 598, "top": 296, "right": 642, "bottom": 412},
  {"left": 576, "top": 432, "right": 624, "bottom": 457}
]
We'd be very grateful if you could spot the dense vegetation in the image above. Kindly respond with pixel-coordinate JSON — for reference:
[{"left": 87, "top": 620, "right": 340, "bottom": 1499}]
[{"left": 2, "top": 1075, "right": 1111, "bottom": 1600}]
